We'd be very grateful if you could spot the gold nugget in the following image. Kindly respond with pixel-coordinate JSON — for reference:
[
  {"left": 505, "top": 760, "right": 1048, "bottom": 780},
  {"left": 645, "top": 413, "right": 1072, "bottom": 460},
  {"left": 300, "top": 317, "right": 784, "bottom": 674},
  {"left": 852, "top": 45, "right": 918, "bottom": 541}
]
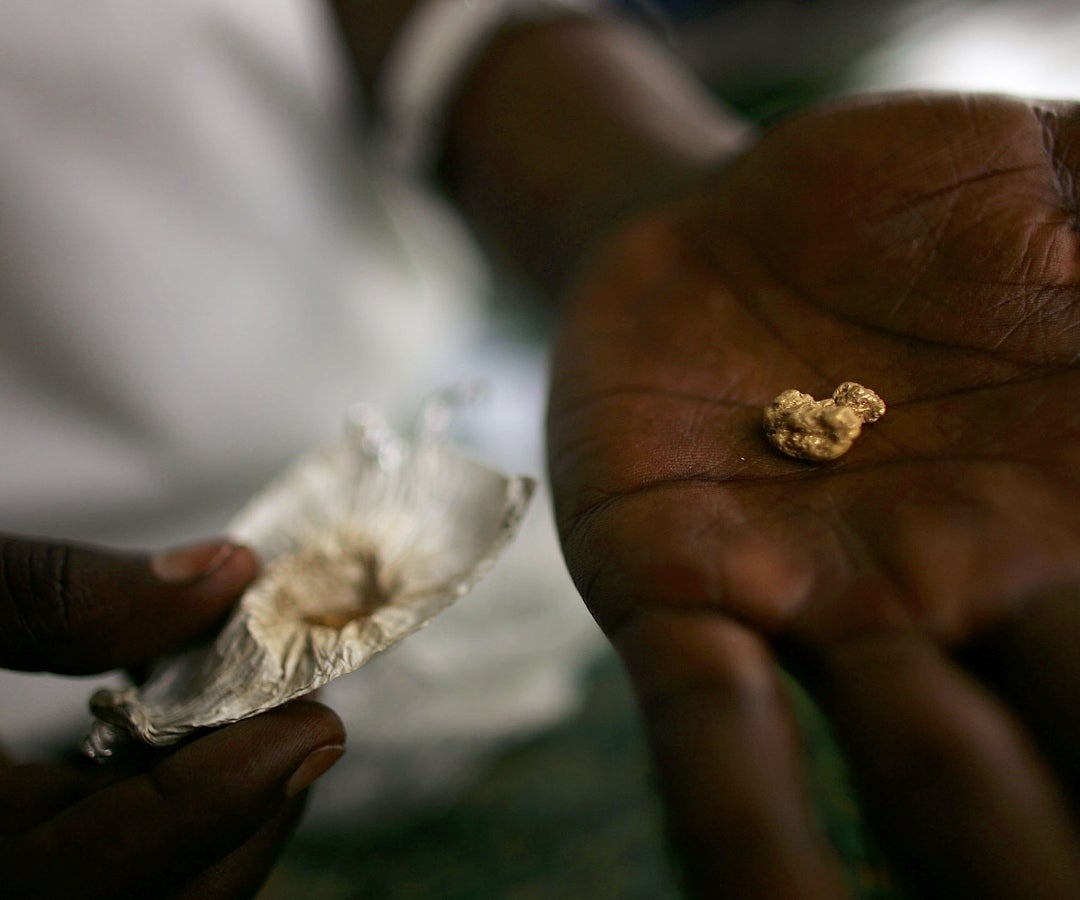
[{"left": 763, "top": 383, "right": 885, "bottom": 461}]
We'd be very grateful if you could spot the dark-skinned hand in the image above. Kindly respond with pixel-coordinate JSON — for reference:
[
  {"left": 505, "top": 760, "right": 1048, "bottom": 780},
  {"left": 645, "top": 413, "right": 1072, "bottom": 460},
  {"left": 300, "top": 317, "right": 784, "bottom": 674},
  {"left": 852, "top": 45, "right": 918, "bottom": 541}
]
[
  {"left": 0, "top": 536, "right": 346, "bottom": 899},
  {"left": 548, "top": 93, "right": 1080, "bottom": 899}
]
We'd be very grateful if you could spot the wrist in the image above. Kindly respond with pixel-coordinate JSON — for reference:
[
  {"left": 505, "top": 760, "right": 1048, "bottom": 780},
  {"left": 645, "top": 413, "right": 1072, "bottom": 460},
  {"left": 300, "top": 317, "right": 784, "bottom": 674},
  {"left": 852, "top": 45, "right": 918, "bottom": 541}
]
[{"left": 443, "top": 17, "right": 753, "bottom": 290}]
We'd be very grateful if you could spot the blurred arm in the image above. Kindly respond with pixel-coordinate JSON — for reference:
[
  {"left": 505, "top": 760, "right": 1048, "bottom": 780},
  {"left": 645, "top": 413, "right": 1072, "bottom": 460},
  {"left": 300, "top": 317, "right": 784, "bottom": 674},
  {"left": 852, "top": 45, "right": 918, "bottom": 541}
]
[{"left": 329, "top": 1, "right": 750, "bottom": 289}]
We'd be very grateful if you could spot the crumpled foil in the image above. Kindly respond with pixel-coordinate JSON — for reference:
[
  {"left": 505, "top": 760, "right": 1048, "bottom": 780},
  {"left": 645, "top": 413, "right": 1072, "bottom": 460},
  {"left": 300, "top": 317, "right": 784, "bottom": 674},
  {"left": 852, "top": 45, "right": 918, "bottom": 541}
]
[{"left": 83, "top": 388, "right": 535, "bottom": 758}]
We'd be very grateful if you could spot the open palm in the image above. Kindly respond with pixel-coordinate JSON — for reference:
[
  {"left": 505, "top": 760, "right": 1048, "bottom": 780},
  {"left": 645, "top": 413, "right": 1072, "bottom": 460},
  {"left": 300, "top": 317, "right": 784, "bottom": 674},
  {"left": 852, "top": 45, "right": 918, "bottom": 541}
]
[{"left": 548, "top": 94, "right": 1080, "bottom": 899}]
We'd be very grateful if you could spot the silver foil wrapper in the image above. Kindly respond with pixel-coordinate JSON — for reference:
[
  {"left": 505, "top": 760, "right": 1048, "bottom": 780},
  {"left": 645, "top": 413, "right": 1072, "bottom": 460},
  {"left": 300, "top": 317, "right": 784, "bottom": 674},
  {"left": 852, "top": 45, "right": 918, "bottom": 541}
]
[{"left": 84, "top": 391, "right": 535, "bottom": 758}]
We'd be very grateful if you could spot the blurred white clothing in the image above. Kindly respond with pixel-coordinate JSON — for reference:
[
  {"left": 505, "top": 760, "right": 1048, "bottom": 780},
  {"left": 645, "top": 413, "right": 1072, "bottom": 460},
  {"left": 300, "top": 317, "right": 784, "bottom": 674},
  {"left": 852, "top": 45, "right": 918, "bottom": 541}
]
[{"left": 0, "top": 0, "right": 482, "bottom": 546}]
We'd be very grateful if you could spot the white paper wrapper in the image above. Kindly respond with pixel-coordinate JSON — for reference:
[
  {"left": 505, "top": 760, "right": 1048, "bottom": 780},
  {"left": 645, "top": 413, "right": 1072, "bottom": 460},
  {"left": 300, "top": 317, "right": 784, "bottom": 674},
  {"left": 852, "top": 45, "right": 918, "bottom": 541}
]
[{"left": 84, "top": 390, "right": 535, "bottom": 757}]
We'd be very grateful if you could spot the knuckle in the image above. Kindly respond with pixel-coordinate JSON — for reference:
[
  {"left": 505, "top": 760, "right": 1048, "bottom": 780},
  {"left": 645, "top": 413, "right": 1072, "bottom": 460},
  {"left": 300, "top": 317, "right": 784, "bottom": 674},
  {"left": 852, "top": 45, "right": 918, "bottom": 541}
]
[
  {"left": 0, "top": 538, "right": 81, "bottom": 670},
  {"left": 620, "top": 608, "right": 781, "bottom": 716}
]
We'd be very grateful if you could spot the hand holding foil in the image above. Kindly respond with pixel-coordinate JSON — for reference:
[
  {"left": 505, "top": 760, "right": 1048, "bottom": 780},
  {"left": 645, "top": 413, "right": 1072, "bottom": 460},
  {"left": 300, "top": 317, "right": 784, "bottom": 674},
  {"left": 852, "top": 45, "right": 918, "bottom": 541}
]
[
  {"left": 86, "top": 393, "right": 534, "bottom": 755},
  {"left": 0, "top": 535, "right": 345, "bottom": 899}
]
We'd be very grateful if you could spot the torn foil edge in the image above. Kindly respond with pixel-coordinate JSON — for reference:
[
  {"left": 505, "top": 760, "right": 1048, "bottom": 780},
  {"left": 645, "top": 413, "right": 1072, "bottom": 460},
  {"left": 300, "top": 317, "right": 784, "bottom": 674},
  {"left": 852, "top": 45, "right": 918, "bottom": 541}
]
[{"left": 83, "top": 391, "right": 536, "bottom": 759}]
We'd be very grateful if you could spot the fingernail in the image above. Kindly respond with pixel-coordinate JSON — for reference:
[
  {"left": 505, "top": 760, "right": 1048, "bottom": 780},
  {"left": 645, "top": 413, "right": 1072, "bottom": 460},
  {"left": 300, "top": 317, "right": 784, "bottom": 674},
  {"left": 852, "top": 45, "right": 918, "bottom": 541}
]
[
  {"left": 285, "top": 744, "right": 346, "bottom": 798},
  {"left": 151, "top": 540, "right": 237, "bottom": 583}
]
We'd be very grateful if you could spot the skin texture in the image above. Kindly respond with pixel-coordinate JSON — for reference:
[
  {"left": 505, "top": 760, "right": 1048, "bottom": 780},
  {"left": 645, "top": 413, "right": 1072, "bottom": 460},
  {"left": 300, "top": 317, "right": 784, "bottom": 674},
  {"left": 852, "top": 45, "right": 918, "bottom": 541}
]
[
  {"left": 547, "top": 93, "right": 1080, "bottom": 898},
  {"left": 0, "top": 537, "right": 346, "bottom": 900}
]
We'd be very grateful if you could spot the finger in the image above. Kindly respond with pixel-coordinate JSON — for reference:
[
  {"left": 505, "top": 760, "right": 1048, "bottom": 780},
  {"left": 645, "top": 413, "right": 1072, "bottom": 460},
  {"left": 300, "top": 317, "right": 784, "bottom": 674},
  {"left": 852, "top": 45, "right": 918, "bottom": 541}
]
[
  {"left": 167, "top": 795, "right": 307, "bottom": 900},
  {"left": 0, "top": 762, "right": 102, "bottom": 834},
  {"left": 0, "top": 700, "right": 345, "bottom": 900},
  {"left": 0, "top": 534, "right": 259, "bottom": 673},
  {"left": 0, "top": 759, "right": 136, "bottom": 834},
  {"left": 962, "top": 585, "right": 1080, "bottom": 807},
  {"left": 807, "top": 626, "right": 1080, "bottom": 899},
  {"left": 616, "top": 609, "right": 852, "bottom": 899}
]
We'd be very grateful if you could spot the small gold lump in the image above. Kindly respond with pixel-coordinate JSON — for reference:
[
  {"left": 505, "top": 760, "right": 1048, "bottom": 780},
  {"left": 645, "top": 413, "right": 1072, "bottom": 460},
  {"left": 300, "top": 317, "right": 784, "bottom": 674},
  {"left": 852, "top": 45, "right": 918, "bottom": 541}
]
[{"left": 763, "top": 382, "right": 885, "bottom": 461}]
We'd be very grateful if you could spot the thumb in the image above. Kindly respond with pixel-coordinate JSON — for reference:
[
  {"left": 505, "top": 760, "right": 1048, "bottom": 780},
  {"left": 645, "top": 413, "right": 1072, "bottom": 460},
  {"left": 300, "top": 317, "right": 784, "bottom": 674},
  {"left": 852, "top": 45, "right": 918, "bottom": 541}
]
[{"left": 0, "top": 534, "right": 259, "bottom": 674}]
